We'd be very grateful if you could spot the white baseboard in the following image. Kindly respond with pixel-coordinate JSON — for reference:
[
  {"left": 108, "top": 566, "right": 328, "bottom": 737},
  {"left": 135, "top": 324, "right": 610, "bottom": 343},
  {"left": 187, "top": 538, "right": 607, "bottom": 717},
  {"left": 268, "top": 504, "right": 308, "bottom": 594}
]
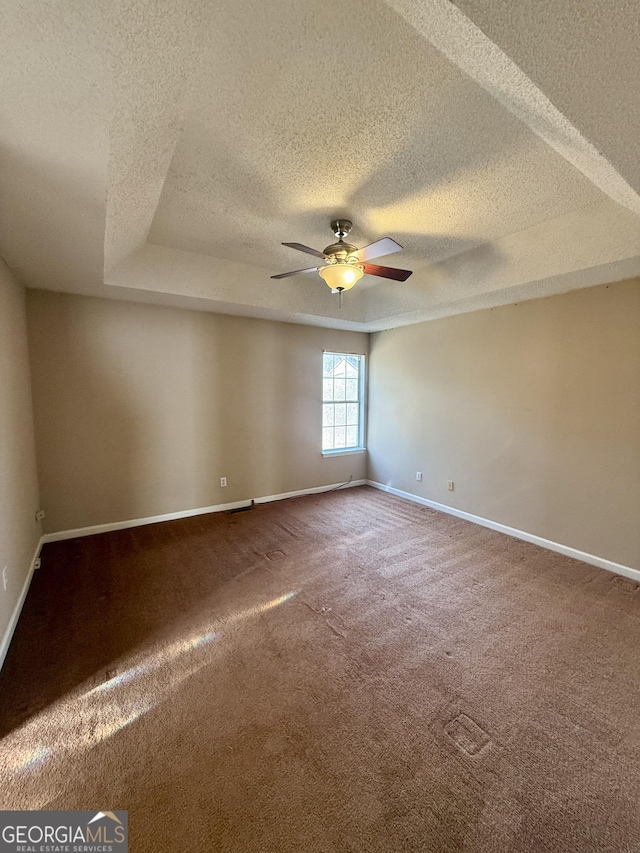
[
  {"left": 253, "top": 478, "right": 366, "bottom": 505},
  {"left": 0, "top": 536, "right": 43, "bottom": 672},
  {"left": 41, "top": 479, "right": 368, "bottom": 545},
  {"left": 41, "top": 500, "right": 252, "bottom": 543},
  {"left": 367, "top": 480, "right": 640, "bottom": 583}
]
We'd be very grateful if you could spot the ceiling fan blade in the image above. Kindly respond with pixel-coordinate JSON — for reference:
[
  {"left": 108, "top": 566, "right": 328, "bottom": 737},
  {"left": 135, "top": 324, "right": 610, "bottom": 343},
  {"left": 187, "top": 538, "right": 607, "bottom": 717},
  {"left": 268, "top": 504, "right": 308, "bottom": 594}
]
[
  {"left": 356, "top": 237, "right": 402, "bottom": 262},
  {"left": 271, "top": 266, "right": 320, "bottom": 279},
  {"left": 282, "top": 242, "right": 329, "bottom": 260},
  {"left": 363, "top": 263, "right": 413, "bottom": 282}
]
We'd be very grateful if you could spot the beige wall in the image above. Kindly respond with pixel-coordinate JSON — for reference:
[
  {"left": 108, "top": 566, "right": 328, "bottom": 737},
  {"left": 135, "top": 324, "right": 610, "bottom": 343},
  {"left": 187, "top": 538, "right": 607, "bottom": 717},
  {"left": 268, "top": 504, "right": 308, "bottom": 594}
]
[
  {"left": 0, "top": 261, "right": 41, "bottom": 660},
  {"left": 368, "top": 279, "right": 640, "bottom": 570},
  {"left": 26, "top": 291, "right": 368, "bottom": 533}
]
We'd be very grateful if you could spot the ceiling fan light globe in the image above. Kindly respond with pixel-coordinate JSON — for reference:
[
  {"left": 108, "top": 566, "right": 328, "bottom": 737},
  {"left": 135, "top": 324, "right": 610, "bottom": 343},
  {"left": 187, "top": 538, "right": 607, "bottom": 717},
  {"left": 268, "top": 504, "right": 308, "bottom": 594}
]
[{"left": 318, "top": 263, "right": 363, "bottom": 291}]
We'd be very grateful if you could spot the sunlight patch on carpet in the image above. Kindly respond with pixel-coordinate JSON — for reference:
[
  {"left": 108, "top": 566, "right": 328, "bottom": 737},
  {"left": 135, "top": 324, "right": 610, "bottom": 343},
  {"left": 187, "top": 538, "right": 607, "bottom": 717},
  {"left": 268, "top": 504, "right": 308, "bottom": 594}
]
[{"left": 0, "top": 590, "right": 299, "bottom": 806}]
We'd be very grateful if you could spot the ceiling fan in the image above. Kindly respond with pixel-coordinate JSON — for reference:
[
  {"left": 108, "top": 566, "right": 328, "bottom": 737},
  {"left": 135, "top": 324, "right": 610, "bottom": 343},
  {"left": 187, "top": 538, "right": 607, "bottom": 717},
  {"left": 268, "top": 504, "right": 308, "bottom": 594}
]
[{"left": 271, "top": 219, "right": 413, "bottom": 298}]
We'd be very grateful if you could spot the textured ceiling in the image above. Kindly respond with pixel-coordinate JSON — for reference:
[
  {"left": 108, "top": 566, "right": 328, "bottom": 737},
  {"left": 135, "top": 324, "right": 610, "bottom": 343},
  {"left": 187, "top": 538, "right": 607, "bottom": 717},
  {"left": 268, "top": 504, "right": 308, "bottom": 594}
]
[{"left": 1, "top": 0, "right": 639, "bottom": 331}]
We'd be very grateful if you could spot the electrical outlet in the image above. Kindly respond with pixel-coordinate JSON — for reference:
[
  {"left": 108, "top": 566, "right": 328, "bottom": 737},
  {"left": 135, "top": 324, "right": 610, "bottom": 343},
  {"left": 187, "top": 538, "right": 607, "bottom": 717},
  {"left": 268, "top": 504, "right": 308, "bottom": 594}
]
[
  {"left": 416, "top": 471, "right": 422, "bottom": 482},
  {"left": 2, "top": 567, "right": 7, "bottom": 592},
  {"left": 35, "top": 509, "right": 45, "bottom": 522},
  {"left": 220, "top": 477, "right": 227, "bottom": 487},
  {"left": 447, "top": 480, "right": 455, "bottom": 491}
]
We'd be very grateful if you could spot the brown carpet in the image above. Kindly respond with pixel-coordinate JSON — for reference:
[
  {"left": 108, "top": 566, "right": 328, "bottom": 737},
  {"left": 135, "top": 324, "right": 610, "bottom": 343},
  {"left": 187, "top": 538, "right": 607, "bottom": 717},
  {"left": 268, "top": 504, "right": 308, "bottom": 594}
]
[{"left": 1, "top": 485, "right": 640, "bottom": 852}]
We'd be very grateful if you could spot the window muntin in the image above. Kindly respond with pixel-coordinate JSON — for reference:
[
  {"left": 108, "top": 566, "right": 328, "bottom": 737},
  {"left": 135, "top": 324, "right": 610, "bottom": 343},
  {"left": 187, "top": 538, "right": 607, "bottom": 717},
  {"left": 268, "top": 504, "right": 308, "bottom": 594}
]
[{"left": 322, "top": 352, "right": 365, "bottom": 452}]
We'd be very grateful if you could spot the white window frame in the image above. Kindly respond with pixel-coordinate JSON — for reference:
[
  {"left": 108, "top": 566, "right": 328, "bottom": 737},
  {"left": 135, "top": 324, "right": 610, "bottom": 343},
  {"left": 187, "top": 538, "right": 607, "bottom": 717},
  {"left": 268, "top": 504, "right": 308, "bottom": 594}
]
[{"left": 321, "top": 351, "right": 366, "bottom": 456}]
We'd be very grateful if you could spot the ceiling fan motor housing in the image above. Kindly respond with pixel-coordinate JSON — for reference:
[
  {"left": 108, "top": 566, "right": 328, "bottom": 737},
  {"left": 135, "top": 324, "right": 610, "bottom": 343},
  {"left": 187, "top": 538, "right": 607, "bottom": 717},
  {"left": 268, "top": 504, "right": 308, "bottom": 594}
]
[{"left": 323, "top": 241, "right": 359, "bottom": 261}]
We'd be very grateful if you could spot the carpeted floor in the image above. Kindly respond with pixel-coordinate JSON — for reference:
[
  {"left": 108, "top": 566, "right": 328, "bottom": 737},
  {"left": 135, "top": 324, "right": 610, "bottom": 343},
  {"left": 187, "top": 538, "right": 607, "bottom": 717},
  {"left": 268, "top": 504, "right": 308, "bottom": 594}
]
[{"left": 1, "top": 485, "right": 639, "bottom": 851}]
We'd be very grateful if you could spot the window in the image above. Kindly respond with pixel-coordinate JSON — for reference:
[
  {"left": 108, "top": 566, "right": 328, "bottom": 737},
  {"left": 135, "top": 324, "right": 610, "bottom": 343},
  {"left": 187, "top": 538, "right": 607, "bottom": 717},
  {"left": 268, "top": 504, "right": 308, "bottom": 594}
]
[{"left": 322, "top": 352, "right": 365, "bottom": 453}]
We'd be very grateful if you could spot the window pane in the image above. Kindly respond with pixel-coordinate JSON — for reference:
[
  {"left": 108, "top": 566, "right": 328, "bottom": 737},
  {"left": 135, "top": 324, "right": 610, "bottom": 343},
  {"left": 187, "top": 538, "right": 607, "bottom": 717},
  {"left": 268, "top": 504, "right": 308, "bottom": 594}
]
[
  {"left": 334, "top": 404, "right": 346, "bottom": 426},
  {"left": 334, "top": 426, "right": 346, "bottom": 448},
  {"left": 333, "top": 358, "right": 346, "bottom": 377},
  {"left": 345, "top": 361, "right": 358, "bottom": 377},
  {"left": 346, "top": 403, "right": 359, "bottom": 425},
  {"left": 323, "top": 378, "right": 334, "bottom": 401},
  {"left": 322, "top": 404, "right": 334, "bottom": 427},
  {"left": 346, "top": 425, "right": 359, "bottom": 447},
  {"left": 322, "top": 427, "right": 335, "bottom": 450},
  {"left": 333, "top": 379, "right": 346, "bottom": 401},
  {"left": 323, "top": 353, "right": 335, "bottom": 376},
  {"left": 346, "top": 378, "right": 358, "bottom": 400}
]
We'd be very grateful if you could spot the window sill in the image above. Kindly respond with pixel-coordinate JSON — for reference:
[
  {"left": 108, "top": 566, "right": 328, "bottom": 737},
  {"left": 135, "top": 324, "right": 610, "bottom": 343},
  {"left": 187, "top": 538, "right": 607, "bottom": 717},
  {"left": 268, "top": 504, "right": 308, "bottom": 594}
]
[{"left": 322, "top": 448, "right": 366, "bottom": 458}]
